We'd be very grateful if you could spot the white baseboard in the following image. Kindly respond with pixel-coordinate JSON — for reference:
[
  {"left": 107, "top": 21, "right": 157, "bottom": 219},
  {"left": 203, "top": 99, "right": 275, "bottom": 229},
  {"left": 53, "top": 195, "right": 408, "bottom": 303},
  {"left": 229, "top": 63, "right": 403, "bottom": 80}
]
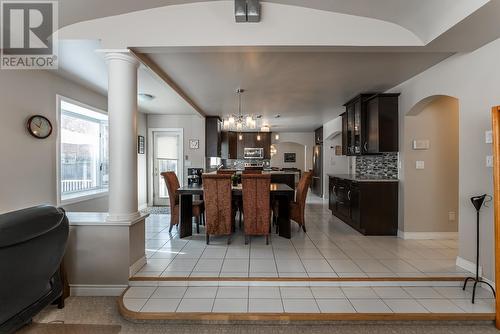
[
  {"left": 70, "top": 284, "right": 128, "bottom": 296},
  {"left": 129, "top": 255, "right": 147, "bottom": 277},
  {"left": 138, "top": 203, "right": 148, "bottom": 211},
  {"left": 456, "top": 256, "right": 482, "bottom": 276},
  {"left": 398, "top": 230, "right": 458, "bottom": 240}
]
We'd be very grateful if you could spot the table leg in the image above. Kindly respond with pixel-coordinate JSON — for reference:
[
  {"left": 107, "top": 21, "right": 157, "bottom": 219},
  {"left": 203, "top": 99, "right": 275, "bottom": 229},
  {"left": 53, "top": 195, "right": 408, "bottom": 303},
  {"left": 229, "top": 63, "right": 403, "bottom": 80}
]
[
  {"left": 179, "top": 194, "right": 193, "bottom": 238},
  {"left": 277, "top": 194, "right": 291, "bottom": 239}
]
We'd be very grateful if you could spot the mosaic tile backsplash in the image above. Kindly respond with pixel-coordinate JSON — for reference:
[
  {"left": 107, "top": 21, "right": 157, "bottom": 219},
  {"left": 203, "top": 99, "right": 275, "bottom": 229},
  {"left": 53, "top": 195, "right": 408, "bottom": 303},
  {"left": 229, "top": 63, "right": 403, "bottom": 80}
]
[{"left": 355, "top": 153, "right": 399, "bottom": 179}]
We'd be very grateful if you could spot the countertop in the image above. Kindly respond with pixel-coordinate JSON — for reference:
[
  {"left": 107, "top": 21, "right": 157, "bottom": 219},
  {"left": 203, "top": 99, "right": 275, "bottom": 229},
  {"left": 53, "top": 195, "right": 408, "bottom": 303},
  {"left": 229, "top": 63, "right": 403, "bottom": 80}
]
[
  {"left": 210, "top": 170, "right": 299, "bottom": 175},
  {"left": 328, "top": 174, "right": 399, "bottom": 183}
]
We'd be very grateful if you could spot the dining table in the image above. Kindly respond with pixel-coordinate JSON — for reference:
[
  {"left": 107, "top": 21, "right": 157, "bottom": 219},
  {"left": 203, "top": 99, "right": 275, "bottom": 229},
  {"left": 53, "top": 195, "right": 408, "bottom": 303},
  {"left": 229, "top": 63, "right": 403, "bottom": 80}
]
[{"left": 176, "top": 183, "right": 295, "bottom": 239}]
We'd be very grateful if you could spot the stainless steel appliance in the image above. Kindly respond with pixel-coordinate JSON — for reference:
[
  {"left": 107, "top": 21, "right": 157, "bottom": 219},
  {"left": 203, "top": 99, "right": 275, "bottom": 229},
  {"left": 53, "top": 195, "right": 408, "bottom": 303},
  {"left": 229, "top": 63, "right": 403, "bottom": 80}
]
[
  {"left": 244, "top": 148, "right": 264, "bottom": 159},
  {"left": 312, "top": 144, "right": 323, "bottom": 196},
  {"left": 187, "top": 168, "right": 203, "bottom": 186}
]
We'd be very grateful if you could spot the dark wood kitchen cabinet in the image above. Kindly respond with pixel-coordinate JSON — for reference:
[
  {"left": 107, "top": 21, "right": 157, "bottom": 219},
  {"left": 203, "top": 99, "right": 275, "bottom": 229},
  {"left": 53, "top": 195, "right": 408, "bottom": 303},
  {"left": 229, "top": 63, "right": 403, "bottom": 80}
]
[
  {"left": 206, "top": 116, "right": 222, "bottom": 157},
  {"left": 343, "top": 93, "right": 399, "bottom": 155},
  {"left": 221, "top": 131, "right": 238, "bottom": 159},
  {"left": 228, "top": 132, "right": 272, "bottom": 159},
  {"left": 315, "top": 127, "right": 323, "bottom": 144},
  {"left": 329, "top": 176, "right": 398, "bottom": 236}
]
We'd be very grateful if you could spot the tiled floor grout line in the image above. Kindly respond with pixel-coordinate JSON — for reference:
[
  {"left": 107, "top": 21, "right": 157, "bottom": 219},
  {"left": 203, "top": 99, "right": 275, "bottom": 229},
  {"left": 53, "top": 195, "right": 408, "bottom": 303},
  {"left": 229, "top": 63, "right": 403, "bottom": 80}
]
[
  {"left": 137, "top": 286, "right": 159, "bottom": 312},
  {"left": 173, "top": 284, "right": 190, "bottom": 312}
]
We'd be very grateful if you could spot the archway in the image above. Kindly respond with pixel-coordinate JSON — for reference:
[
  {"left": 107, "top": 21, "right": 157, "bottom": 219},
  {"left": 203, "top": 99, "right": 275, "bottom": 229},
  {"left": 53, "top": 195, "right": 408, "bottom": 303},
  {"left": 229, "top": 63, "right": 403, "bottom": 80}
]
[
  {"left": 402, "top": 95, "right": 460, "bottom": 240},
  {"left": 270, "top": 141, "right": 307, "bottom": 172}
]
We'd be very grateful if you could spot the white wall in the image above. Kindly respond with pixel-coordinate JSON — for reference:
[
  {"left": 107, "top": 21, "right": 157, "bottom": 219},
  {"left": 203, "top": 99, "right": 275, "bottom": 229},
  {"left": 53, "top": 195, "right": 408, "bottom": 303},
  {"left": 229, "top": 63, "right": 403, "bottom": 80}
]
[
  {"left": 137, "top": 112, "right": 148, "bottom": 209},
  {"left": 0, "top": 70, "right": 108, "bottom": 213},
  {"left": 323, "top": 116, "right": 350, "bottom": 196},
  {"left": 147, "top": 114, "right": 205, "bottom": 190},
  {"left": 388, "top": 38, "right": 500, "bottom": 281},
  {"left": 272, "top": 132, "right": 315, "bottom": 172},
  {"left": 270, "top": 142, "right": 305, "bottom": 170}
]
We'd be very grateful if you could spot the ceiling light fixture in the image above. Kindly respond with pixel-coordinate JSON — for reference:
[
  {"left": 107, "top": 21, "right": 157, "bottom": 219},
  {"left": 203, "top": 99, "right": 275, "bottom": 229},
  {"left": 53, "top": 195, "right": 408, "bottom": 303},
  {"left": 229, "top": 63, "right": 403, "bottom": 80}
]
[
  {"left": 275, "top": 134, "right": 280, "bottom": 140},
  {"left": 138, "top": 93, "right": 155, "bottom": 102},
  {"left": 222, "top": 89, "right": 258, "bottom": 131}
]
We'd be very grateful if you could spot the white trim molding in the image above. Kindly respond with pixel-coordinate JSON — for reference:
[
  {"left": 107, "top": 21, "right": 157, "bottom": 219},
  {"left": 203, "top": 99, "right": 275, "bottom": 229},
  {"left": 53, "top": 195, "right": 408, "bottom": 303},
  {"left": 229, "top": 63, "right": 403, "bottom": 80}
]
[
  {"left": 456, "top": 256, "right": 482, "bottom": 277},
  {"left": 130, "top": 256, "right": 147, "bottom": 277},
  {"left": 397, "top": 230, "right": 458, "bottom": 240},
  {"left": 70, "top": 284, "right": 128, "bottom": 296}
]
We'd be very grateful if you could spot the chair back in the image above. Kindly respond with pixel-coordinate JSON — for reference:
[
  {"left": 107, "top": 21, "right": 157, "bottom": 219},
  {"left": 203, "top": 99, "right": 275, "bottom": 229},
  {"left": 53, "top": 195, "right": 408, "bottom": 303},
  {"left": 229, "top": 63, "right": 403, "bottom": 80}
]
[
  {"left": 242, "top": 170, "right": 262, "bottom": 174},
  {"left": 217, "top": 170, "right": 236, "bottom": 175},
  {"left": 161, "top": 172, "right": 180, "bottom": 208},
  {"left": 202, "top": 174, "right": 233, "bottom": 235},
  {"left": 296, "top": 171, "right": 313, "bottom": 209},
  {"left": 242, "top": 174, "right": 271, "bottom": 235}
]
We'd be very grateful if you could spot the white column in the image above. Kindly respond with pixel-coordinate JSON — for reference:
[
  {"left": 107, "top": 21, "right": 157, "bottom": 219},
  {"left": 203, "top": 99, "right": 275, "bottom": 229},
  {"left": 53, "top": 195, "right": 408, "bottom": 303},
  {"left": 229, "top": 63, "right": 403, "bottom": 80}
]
[{"left": 104, "top": 51, "right": 141, "bottom": 222}]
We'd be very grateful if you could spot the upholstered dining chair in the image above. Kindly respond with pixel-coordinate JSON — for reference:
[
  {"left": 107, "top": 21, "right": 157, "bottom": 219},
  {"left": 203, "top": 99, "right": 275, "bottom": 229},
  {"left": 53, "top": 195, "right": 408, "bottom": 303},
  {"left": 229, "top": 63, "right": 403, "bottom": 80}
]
[
  {"left": 290, "top": 171, "right": 313, "bottom": 233},
  {"left": 217, "top": 169, "right": 237, "bottom": 175},
  {"left": 161, "top": 172, "right": 204, "bottom": 233},
  {"left": 242, "top": 173, "right": 271, "bottom": 245},
  {"left": 202, "top": 174, "right": 234, "bottom": 244}
]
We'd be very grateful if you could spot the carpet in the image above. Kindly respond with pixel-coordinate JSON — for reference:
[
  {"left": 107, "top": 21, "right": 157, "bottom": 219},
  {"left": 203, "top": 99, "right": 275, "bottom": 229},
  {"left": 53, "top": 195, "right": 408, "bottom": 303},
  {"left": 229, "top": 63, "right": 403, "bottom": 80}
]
[{"left": 18, "top": 323, "right": 121, "bottom": 334}]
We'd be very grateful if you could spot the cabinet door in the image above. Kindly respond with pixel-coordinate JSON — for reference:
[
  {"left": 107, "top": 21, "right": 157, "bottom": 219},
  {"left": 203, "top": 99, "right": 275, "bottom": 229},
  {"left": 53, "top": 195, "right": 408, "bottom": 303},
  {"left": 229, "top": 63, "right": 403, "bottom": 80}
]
[
  {"left": 348, "top": 183, "right": 361, "bottom": 231},
  {"left": 227, "top": 132, "right": 237, "bottom": 159},
  {"left": 341, "top": 113, "right": 348, "bottom": 155},
  {"left": 205, "top": 117, "right": 221, "bottom": 157},
  {"left": 366, "top": 97, "right": 379, "bottom": 154},
  {"left": 244, "top": 132, "right": 255, "bottom": 149},
  {"left": 221, "top": 131, "right": 229, "bottom": 159},
  {"left": 346, "top": 103, "right": 355, "bottom": 155},
  {"left": 260, "top": 132, "right": 271, "bottom": 159},
  {"left": 236, "top": 133, "right": 244, "bottom": 159},
  {"left": 353, "top": 99, "right": 362, "bottom": 155}
]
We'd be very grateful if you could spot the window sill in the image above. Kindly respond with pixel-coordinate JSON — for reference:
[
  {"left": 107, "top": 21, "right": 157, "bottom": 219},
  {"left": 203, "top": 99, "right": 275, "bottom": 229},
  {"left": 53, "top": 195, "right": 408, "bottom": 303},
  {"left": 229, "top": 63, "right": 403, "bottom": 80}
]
[{"left": 60, "top": 188, "right": 108, "bottom": 206}]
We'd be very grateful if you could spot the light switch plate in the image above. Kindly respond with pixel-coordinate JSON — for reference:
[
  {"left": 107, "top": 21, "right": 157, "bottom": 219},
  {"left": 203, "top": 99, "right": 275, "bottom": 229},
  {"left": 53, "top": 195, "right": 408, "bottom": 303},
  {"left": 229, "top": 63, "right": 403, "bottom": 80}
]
[
  {"left": 486, "top": 130, "right": 493, "bottom": 144},
  {"left": 486, "top": 155, "right": 493, "bottom": 168},
  {"left": 416, "top": 161, "right": 425, "bottom": 169},
  {"left": 413, "top": 139, "right": 430, "bottom": 150}
]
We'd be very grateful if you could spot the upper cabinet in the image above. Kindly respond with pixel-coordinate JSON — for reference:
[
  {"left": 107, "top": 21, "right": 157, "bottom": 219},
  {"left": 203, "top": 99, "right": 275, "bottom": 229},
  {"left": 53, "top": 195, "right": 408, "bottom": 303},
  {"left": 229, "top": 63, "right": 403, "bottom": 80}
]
[
  {"left": 342, "top": 93, "right": 399, "bottom": 156},
  {"left": 206, "top": 116, "right": 222, "bottom": 157},
  {"left": 315, "top": 127, "right": 323, "bottom": 144},
  {"left": 222, "top": 131, "right": 272, "bottom": 159}
]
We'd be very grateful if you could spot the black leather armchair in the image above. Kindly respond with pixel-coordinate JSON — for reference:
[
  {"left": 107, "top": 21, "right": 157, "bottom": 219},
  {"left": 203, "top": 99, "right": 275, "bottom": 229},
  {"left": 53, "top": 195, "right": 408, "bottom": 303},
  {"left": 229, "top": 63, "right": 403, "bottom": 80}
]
[{"left": 0, "top": 206, "right": 69, "bottom": 334}]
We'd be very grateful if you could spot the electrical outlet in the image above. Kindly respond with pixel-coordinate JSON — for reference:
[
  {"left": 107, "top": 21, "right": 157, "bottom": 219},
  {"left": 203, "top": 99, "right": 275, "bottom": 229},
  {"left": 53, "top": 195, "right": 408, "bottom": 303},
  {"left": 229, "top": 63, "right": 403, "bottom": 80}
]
[
  {"left": 416, "top": 161, "right": 425, "bottom": 169},
  {"left": 486, "top": 155, "right": 493, "bottom": 168},
  {"left": 448, "top": 211, "right": 456, "bottom": 222},
  {"left": 486, "top": 130, "right": 493, "bottom": 144}
]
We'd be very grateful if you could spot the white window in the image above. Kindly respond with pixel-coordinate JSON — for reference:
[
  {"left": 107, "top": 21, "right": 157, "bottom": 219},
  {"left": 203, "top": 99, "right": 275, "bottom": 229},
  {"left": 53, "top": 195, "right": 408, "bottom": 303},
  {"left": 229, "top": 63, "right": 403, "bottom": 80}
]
[{"left": 57, "top": 96, "right": 108, "bottom": 204}]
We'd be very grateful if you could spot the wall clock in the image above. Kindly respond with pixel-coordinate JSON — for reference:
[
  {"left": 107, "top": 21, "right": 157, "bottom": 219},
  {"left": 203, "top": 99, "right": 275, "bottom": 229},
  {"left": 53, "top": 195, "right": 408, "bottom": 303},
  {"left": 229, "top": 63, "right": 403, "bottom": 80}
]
[
  {"left": 189, "top": 139, "right": 199, "bottom": 149},
  {"left": 27, "top": 115, "right": 52, "bottom": 139}
]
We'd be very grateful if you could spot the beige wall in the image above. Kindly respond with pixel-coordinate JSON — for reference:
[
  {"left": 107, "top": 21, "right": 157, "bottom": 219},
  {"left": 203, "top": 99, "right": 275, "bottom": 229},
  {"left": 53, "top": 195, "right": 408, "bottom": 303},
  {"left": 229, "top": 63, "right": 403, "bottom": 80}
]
[
  {"left": 271, "top": 142, "right": 305, "bottom": 170},
  {"left": 388, "top": 37, "right": 500, "bottom": 281},
  {"left": 0, "top": 70, "right": 108, "bottom": 213},
  {"left": 403, "top": 97, "right": 459, "bottom": 233},
  {"left": 271, "top": 132, "right": 315, "bottom": 171}
]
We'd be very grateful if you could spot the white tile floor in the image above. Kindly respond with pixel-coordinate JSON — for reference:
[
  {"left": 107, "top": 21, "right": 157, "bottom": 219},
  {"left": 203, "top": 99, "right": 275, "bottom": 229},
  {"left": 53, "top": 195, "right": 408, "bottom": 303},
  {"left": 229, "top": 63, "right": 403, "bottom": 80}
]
[
  {"left": 136, "top": 194, "right": 466, "bottom": 279},
  {"left": 123, "top": 283, "right": 495, "bottom": 314}
]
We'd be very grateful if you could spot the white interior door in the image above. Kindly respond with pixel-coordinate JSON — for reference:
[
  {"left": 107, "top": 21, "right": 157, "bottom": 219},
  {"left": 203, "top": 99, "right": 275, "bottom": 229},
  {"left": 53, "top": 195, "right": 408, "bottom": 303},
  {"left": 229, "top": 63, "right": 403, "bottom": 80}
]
[{"left": 153, "top": 131, "right": 182, "bottom": 206}]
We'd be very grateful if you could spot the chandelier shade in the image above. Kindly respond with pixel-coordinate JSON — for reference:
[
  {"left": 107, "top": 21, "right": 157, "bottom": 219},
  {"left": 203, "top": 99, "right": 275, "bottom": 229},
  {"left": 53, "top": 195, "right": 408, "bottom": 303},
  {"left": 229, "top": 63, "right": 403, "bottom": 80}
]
[{"left": 222, "top": 89, "right": 258, "bottom": 131}]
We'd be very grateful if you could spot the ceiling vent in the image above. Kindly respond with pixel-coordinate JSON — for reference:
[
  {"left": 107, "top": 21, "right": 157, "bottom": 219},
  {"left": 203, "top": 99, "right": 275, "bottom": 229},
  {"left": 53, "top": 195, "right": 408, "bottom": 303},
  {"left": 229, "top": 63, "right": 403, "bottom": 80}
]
[{"left": 235, "top": 0, "right": 261, "bottom": 23}]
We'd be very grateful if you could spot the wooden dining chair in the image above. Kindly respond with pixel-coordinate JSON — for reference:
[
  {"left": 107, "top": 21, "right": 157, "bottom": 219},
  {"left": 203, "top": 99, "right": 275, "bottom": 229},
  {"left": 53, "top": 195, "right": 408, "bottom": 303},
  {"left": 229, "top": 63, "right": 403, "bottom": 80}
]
[
  {"left": 290, "top": 171, "right": 313, "bottom": 233},
  {"left": 202, "top": 174, "right": 234, "bottom": 245},
  {"left": 242, "top": 174, "right": 271, "bottom": 245},
  {"left": 161, "top": 172, "right": 204, "bottom": 233},
  {"left": 217, "top": 170, "right": 237, "bottom": 175}
]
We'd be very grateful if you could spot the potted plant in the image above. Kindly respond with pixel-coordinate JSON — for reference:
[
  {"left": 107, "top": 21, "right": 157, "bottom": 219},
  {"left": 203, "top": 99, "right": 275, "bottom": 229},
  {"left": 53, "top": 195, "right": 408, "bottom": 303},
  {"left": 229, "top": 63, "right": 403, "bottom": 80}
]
[{"left": 231, "top": 173, "right": 239, "bottom": 186}]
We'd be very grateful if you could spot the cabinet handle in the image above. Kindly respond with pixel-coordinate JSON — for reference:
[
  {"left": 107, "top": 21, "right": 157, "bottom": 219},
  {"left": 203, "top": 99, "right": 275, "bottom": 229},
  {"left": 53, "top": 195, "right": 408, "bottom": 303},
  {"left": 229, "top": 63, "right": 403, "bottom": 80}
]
[
  {"left": 347, "top": 190, "right": 351, "bottom": 200},
  {"left": 364, "top": 142, "right": 368, "bottom": 152},
  {"left": 333, "top": 185, "right": 336, "bottom": 193}
]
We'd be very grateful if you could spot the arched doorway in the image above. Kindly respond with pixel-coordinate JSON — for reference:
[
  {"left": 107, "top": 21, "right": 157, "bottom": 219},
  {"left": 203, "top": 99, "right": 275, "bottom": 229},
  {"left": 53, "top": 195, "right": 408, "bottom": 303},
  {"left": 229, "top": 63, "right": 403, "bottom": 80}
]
[
  {"left": 403, "top": 95, "right": 460, "bottom": 238},
  {"left": 270, "top": 141, "right": 307, "bottom": 172}
]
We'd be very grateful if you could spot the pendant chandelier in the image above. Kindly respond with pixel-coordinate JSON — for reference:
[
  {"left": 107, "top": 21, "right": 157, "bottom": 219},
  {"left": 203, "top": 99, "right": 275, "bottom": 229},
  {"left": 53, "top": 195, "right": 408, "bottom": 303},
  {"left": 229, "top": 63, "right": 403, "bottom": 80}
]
[{"left": 222, "top": 89, "right": 257, "bottom": 131}]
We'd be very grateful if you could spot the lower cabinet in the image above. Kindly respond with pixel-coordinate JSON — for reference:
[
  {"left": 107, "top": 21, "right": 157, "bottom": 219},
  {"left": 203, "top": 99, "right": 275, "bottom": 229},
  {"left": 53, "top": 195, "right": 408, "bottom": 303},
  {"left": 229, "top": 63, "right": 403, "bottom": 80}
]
[{"left": 329, "top": 176, "right": 398, "bottom": 236}]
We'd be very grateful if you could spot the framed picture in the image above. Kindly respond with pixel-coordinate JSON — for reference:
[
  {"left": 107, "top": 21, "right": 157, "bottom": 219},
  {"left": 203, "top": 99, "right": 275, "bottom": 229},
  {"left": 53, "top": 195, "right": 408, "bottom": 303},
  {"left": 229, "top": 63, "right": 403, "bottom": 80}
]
[
  {"left": 284, "top": 152, "right": 296, "bottom": 163},
  {"left": 189, "top": 139, "right": 199, "bottom": 149},
  {"left": 138, "top": 135, "right": 145, "bottom": 154}
]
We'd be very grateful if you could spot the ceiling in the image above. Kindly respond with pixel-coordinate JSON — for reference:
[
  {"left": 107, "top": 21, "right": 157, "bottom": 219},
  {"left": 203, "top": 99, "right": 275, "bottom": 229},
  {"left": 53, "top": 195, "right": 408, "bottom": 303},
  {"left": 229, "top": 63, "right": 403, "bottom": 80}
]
[
  {"left": 56, "top": 40, "right": 197, "bottom": 115},
  {"left": 142, "top": 48, "right": 451, "bottom": 131},
  {"left": 57, "top": 0, "right": 489, "bottom": 44},
  {"left": 54, "top": 0, "right": 500, "bottom": 131}
]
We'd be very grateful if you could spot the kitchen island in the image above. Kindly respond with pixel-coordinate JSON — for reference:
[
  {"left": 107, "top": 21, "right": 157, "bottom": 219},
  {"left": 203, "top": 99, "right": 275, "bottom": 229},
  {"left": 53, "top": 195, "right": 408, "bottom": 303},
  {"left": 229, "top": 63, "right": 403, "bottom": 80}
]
[{"left": 328, "top": 174, "right": 398, "bottom": 236}]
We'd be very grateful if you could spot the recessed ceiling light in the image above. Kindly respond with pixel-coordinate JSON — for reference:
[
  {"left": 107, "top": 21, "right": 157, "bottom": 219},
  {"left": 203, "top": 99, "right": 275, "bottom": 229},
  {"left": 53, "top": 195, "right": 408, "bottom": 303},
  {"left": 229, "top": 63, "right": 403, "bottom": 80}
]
[
  {"left": 138, "top": 93, "right": 155, "bottom": 102},
  {"left": 275, "top": 114, "right": 281, "bottom": 118}
]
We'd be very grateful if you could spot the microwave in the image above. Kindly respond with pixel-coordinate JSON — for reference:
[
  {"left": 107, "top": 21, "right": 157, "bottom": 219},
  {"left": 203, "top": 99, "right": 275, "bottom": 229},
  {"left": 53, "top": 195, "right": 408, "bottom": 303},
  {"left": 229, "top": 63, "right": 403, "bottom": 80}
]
[{"left": 244, "top": 148, "right": 264, "bottom": 159}]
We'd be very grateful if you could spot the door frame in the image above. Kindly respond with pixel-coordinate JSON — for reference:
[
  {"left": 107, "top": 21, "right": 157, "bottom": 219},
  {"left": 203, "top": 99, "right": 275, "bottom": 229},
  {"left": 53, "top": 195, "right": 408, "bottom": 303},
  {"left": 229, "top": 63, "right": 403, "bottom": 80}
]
[
  {"left": 491, "top": 106, "right": 500, "bottom": 328},
  {"left": 148, "top": 128, "right": 184, "bottom": 207}
]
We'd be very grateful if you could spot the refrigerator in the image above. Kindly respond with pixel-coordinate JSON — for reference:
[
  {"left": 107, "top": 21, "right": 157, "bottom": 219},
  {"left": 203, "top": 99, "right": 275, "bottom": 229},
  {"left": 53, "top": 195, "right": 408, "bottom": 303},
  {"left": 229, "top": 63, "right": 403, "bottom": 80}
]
[{"left": 312, "top": 144, "right": 323, "bottom": 197}]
